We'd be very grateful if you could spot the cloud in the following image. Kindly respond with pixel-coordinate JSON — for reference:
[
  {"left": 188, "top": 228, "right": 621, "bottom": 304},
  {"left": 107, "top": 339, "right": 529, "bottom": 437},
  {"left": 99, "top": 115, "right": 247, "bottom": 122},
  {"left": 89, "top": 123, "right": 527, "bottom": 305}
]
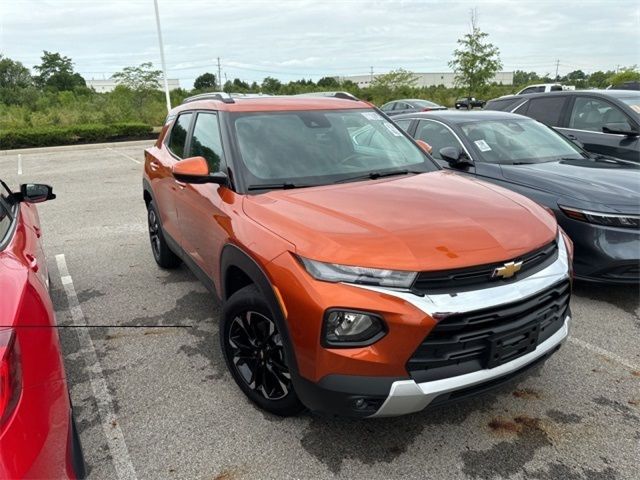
[{"left": 1, "top": 0, "right": 638, "bottom": 87}]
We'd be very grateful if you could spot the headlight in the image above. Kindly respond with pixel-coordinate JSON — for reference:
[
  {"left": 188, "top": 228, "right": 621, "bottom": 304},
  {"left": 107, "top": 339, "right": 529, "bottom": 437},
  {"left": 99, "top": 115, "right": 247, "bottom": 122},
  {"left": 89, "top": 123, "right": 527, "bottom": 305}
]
[
  {"left": 298, "top": 257, "right": 417, "bottom": 288},
  {"left": 559, "top": 206, "right": 639, "bottom": 229}
]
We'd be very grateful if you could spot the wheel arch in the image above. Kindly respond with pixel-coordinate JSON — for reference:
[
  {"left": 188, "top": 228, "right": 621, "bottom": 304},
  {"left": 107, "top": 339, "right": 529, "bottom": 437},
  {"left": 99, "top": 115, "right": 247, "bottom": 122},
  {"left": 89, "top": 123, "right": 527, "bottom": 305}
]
[{"left": 220, "top": 244, "right": 300, "bottom": 376}]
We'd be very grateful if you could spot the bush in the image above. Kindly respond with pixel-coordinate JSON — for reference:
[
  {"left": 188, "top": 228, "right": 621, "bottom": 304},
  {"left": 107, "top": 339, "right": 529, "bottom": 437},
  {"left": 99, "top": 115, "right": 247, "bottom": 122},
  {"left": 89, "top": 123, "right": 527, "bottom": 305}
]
[{"left": 0, "top": 123, "right": 153, "bottom": 149}]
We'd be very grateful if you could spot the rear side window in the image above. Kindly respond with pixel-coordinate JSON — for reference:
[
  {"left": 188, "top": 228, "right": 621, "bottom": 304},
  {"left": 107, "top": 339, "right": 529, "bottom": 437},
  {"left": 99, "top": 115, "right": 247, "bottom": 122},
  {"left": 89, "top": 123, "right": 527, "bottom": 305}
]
[
  {"left": 522, "top": 97, "right": 567, "bottom": 126},
  {"left": 168, "top": 112, "right": 193, "bottom": 158},
  {"left": 485, "top": 98, "right": 522, "bottom": 111},
  {"left": 380, "top": 103, "right": 394, "bottom": 112},
  {"left": 189, "top": 113, "right": 225, "bottom": 172}
]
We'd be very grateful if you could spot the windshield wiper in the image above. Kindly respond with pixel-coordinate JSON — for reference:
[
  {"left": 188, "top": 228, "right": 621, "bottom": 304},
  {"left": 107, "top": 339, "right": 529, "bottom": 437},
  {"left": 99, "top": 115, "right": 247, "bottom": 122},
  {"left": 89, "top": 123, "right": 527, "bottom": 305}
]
[
  {"left": 247, "top": 182, "right": 315, "bottom": 191},
  {"left": 334, "top": 169, "right": 423, "bottom": 184}
]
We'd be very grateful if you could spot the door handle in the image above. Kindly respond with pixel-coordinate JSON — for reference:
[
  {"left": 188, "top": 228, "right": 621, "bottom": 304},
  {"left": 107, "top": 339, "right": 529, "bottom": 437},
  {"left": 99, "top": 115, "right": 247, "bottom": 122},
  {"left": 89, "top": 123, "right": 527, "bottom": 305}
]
[
  {"left": 174, "top": 180, "right": 187, "bottom": 190},
  {"left": 566, "top": 134, "right": 577, "bottom": 140},
  {"left": 33, "top": 226, "right": 42, "bottom": 238},
  {"left": 149, "top": 161, "right": 160, "bottom": 171},
  {"left": 25, "top": 253, "right": 39, "bottom": 272}
]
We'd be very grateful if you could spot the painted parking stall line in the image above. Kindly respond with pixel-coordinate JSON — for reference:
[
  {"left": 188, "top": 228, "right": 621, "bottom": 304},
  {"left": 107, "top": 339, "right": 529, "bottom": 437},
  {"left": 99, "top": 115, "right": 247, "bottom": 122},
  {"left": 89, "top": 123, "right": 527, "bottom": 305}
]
[
  {"left": 568, "top": 336, "right": 640, "bottom": 371},
  {"left": 56, "top": 254, "right": 138, "bottom": 480},
  {"left": 17, "top": 154, "right": 22, "bottom": 175},
  {"left": 106, "top": 147, "right": 142, "bottom": 164}
]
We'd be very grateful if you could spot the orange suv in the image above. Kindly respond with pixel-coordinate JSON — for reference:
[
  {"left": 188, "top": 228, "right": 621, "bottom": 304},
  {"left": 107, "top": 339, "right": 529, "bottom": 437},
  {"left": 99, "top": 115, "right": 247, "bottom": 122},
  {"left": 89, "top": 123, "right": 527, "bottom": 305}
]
[{"left": 143, "top": 92, "right": 573, "bottom": 417}]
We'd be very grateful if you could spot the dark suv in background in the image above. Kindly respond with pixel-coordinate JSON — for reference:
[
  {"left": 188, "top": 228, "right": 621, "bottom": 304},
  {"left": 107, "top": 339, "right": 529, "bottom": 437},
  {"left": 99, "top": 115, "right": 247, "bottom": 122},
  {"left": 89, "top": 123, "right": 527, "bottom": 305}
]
[{"left": 485, "top": 90, "right": 640, "bottom": 162}]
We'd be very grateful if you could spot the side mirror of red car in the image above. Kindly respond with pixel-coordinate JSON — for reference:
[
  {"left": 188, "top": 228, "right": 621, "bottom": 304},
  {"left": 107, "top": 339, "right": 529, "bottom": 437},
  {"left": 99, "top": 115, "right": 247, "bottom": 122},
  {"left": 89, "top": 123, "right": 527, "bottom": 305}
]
[
  {"left": 172, "top": 156, "right": 227, "bottom": 185},
  {"left": 415, "top": 140, "right": 433, "bottom": 155},
  {"left": 20, "top": 184, "right": 56, "bottom": 204}
]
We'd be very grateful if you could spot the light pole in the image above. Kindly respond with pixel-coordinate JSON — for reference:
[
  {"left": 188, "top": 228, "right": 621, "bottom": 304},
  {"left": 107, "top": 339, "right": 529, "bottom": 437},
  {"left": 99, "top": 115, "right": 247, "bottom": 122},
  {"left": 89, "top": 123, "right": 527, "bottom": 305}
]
[{"left": 153, "top": 0, "right": 171, "bottom": 113}]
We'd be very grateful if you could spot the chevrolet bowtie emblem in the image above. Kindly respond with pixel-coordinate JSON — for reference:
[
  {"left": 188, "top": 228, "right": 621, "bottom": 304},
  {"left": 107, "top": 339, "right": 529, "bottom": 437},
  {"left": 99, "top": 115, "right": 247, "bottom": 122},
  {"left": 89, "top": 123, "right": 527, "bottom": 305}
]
[{"left": 492, "top": 261, "right": 523, "bottom": 279}]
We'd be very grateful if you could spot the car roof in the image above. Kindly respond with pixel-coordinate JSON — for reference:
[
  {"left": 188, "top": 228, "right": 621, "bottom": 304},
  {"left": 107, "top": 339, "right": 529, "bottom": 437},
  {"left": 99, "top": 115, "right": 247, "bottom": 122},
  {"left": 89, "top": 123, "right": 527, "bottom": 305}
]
[
  {"left": 394, "top": 110, "right": 524, "bottom": 124},
  {"left": 495, "top": 89, "right": 638, "bottom": 102},
  {"left": 170, "top": 95, "right": 371, "bottom": 114}
]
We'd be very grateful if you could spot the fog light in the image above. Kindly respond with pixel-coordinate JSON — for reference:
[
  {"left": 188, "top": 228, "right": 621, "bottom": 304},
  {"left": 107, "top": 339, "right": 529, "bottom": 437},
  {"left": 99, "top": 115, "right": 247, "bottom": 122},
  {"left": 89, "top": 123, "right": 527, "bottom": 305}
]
[{"left": 322, "top": 309, "right": 386, "bottom": 347}]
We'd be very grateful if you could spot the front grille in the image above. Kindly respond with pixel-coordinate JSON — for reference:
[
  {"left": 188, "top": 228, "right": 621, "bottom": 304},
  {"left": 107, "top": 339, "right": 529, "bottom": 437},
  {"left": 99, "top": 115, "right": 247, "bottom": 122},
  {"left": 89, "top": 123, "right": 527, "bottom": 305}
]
[
  {"left": 413, "top": 240, "right": 558, "bottom": 294},
  {"left": 407, "top": 280, "right": 570, "bottom": 383}
]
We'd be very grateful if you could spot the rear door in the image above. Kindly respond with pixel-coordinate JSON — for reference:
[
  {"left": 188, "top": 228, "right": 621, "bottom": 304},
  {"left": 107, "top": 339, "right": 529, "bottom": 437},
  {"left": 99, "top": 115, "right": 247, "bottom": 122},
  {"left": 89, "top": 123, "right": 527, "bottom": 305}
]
[
  {"left": 174, "top": 111, "right": 231, "bottom": 281},
  {"left": 558, "top": 95, "right": 639, "bottom": 161}
]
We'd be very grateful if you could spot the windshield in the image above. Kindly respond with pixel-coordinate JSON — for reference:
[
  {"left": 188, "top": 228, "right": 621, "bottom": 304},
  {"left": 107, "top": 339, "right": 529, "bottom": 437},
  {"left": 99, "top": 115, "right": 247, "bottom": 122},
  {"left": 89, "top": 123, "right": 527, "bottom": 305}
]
[
  {"left": 460, "top": 119, "right": 584, "bottom": 164},
  {"left": 413, "top": 100, "right": 440, "bottom": 108},
  {"left": 231, "top": 109, "right": 437, "bottom": 189},
  {"left": 619, "top": 96, "right": 640, "bottom": 115}
]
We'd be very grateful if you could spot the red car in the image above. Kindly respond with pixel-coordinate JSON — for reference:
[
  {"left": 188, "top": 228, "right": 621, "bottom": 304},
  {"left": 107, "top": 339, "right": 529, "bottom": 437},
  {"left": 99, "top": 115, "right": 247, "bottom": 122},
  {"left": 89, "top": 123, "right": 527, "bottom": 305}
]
[{"left": 0, "top": 181, "right": 85, "bottom": 479}]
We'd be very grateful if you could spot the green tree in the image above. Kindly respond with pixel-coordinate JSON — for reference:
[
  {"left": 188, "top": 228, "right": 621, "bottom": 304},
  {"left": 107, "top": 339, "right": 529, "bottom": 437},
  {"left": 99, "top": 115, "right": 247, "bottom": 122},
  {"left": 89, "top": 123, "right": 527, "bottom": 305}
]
[
  {"left": 448, "top": 10, "right": 502, "bottom": 99},
  {"left": 232, "top": 78, "right": 250, "bottom": 91},
  {"left": 33, "top": 51, "right": 85, "bottom": 90},
  {"left": 261, "top": 76, "right": 282, "bottom": 94},
  {"left": 371, "top": 69, "right": 418, "bottom": 90},
  {"left": 512, "top": 70, "right": 539, "bottom": 86},
  {"left": 317, "top": 76, "right": 340, "bottom": 89},
  {"left": 112, "top": 62, "right": 162, "bottom": 91},
  {"left": 193, "top": 72, "right": 217, "bottom": 90},
  {"left": 607, "top": 66, "right": 640, "bottom": 87},
  {"left": 0, "top": 55, "right": 32, "bottom": 88},
  {"left": 587, "top": 71, "right": 610, "bottom": 88}
]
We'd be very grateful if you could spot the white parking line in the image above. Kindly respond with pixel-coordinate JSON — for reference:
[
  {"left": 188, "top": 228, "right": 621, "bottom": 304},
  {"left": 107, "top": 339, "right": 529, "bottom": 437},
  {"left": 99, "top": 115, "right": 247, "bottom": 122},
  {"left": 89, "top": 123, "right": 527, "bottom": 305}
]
[
  {"left": 106, "top": 147, "right": 142, "bottom": 164},
  {"left": 569, "top": 336, "right": 639, "bottom": 371},
  {"left": 17, "top": 154, "right": 22, "bottom": 175},
  {"left": 56, "top": 254, "right": 138, "bottom": 480}
]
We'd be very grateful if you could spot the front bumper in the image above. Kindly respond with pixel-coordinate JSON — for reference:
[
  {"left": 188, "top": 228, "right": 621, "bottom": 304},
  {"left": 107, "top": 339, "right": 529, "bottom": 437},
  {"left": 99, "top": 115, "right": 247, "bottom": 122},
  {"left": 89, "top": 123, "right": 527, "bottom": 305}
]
[{"left": 371, "top": 315, "right": 570, "bottom": 417}]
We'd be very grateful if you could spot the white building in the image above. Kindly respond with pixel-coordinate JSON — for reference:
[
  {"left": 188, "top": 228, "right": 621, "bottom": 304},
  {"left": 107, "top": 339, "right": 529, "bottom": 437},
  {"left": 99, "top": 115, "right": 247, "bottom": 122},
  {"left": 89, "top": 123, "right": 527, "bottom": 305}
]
[
  {"left": 337, "top": 71, "right": 513, "bottom": 89},
  {"left": 86, "top": 78, "right": 181, "bottom": 93}
]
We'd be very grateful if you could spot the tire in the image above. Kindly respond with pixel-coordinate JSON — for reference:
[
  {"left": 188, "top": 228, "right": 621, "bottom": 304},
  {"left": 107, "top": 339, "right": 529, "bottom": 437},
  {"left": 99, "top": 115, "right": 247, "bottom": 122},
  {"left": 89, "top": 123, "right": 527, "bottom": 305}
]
[
  {"left": 147, "top": 201, "right": 181, "bottom": 269},
  {"left": 220, "top": 284, "right": 304, "bottom": 416}
]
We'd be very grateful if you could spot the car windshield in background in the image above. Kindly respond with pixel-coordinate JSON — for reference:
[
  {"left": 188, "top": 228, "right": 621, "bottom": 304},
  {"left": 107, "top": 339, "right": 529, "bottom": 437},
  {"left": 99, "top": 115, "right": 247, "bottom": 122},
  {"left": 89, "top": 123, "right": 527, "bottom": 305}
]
[
  {"left": 460, "top": 119, "right": 584, "bottom": 165},
  {"left": 232, "top": 109, "right": 436, "bottom": 188},
  {"left": 413, "top": 100, "right": 440, "bottom": 108},
  {"left": 619, "top": 96, "right": 640, "bottom": 115}
]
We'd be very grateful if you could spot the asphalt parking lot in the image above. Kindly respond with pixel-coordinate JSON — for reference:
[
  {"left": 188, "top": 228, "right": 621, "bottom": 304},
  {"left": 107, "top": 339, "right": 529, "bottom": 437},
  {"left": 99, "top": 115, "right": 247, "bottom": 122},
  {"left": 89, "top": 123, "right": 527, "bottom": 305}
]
[{"left": 1, "top": 141, "right": 638, "bottom": 480}]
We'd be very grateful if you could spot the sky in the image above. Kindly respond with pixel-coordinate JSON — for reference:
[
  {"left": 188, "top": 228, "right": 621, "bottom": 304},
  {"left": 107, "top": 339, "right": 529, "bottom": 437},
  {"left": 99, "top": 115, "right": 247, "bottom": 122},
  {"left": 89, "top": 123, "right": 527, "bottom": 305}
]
[{"left": 1, "top": 0, "right": 638, "bottom": 89}]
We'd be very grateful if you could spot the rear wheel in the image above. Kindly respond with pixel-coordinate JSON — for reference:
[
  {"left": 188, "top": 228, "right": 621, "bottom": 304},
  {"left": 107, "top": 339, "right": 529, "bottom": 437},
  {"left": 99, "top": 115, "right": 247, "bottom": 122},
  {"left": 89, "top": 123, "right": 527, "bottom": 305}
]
[
  {"left": 147, "top": 201, "right": 181, "bottom": 269},
  {"left": 221, "top": 285, "right": 304, "bottom": 416}
]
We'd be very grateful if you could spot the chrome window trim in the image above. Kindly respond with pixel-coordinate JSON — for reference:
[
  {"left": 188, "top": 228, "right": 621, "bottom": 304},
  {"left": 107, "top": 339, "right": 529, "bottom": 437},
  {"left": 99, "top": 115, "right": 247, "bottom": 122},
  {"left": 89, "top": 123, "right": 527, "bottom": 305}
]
[
  {"left": 414, "top": 118, "right": 474, "bottom": 161},
  {"left": 554, "top": 126, "right": 631, "bottom": 138},
  {"left": 509, "top": 99, "right": 529, "bottom": 113},
  {"left": 369, "top": 315, "right": 570, "bottom": 417},
  {"left": 350, "top": 232, "right": 568, "bottom": 316}
]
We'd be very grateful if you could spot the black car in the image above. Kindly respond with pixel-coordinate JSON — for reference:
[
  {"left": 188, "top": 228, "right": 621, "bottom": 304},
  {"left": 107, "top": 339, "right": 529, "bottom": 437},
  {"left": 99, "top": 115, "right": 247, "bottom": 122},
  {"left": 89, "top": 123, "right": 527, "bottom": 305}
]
[
  {"left": 485, "top": 90, "right": 640, "bottom": 162},
  {"left": 455, "top": 97, "right": 486, "bottom": 109},
  {"left": 393, "top": 110, "right": 640, "bottom": 284},
  {"left": 379, "top": 98, "right": 447, "bottom": 116}
]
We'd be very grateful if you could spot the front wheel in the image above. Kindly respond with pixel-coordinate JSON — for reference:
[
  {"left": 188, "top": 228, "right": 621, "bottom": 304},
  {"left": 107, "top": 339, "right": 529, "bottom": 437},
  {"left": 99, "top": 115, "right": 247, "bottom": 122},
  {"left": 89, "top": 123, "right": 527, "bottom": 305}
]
[{"left": 220, "top": 285, "right": 304, "bottom": 416}]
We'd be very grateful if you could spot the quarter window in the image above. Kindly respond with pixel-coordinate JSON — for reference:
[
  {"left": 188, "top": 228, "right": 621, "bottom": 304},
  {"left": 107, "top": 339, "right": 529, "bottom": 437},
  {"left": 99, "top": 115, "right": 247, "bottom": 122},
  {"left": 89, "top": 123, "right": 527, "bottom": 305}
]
[
  {"left": 189, "top": 113, "right": 225, "bottom": 172},
  {"left": 168, "top": 112, "right": 193, "bottom": 158},
  {"left": 569, "top": 97, "right": 628, "bottom": 132},
  {"left": 394, "top": 119, "right": 412, "bottom": 132},
  {"left": 524, "top": 97, "right": 567, "bottom": 126}
]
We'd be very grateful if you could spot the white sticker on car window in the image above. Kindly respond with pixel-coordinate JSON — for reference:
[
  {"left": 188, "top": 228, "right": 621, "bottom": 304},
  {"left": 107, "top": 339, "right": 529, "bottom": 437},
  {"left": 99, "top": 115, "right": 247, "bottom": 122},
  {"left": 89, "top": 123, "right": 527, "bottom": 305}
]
[
  {"left": 384, "top": 122, "right": 402, "bottom": 136},
  {"left": 362, "top": 112, "right": 382, "bottom": 120},
  {"left": 474, "top": 139, "right": 492, "bottom": 151}
]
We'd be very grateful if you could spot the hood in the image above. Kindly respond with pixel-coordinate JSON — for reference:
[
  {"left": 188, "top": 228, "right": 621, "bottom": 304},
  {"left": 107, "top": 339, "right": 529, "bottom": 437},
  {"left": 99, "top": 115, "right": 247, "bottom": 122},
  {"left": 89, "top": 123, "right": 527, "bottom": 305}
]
[
  {"left": 500, "top": 159, "right": 640, "bottom": 210},
  {"left": 243, "top": 171, "right": 557, "bottom": 271}
]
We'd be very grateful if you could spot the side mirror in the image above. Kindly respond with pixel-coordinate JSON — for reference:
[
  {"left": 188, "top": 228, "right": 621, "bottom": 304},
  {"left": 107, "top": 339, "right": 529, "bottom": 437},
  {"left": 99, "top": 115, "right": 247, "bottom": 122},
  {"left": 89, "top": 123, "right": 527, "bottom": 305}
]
[
  {"left": 415, "top": 139, "right": 433, "bottom": 155},
  {"left": 172, "top": 156, "right": 228, "bottom": 185},
  {"left": 602, "top": 122, "right": 638, "bottom": 136},
  {"left": 439, "top": 146, "right": 473, "bottom": 168},
  {"left": 20, "top": 184, "right": 56, "bottom": 204}
]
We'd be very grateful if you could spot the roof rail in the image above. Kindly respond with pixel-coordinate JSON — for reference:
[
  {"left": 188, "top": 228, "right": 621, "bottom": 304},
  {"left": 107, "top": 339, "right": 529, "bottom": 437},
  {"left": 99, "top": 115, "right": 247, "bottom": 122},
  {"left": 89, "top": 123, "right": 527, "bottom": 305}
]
[
  {"left": 294, "top": 91, "right": 360, "bottom": 101},
  {"left": 182, "top": 92, "right": 235, "bottom": 104}
]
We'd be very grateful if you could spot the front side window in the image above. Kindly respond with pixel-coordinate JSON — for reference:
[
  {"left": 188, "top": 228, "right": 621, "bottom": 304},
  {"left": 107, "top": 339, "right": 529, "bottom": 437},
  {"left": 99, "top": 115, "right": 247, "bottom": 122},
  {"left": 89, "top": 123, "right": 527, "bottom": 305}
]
[
  {"left": 0, "top": 194, "right": 14, "bottom": 249},
  {"left": 525, "top": 97, "right": 567, "bottom": 126},
  {"left": 569, "top": 97, "right": 628, "bottom": 132},
  {"left": 232, "top": 109, "right": 437, "bottom": 188},
  {"left": 189, "top": 113, "right": 225, "bottom": 172},
  {"left": 167, "top": 112, "right": 193, "bottom": 158},
  {"left": 460, "top": 119, "right": 583, "bottom": 164},
  {"left": 415, "top": 120, "right": 464, "bottom": 161}
]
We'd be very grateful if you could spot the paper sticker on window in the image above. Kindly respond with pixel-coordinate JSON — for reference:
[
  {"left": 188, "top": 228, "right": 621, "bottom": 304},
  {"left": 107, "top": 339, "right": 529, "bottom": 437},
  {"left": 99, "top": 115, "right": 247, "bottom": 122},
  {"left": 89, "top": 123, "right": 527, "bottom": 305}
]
[
  {"left": 474, "top": 139, "right": 492, "bottom": 151},
  {"left": 362, "top": 112, "right": 382, "bottom": 120},
  {"left": 384, "top": 122, "right": 402, "bottom": 136}
]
